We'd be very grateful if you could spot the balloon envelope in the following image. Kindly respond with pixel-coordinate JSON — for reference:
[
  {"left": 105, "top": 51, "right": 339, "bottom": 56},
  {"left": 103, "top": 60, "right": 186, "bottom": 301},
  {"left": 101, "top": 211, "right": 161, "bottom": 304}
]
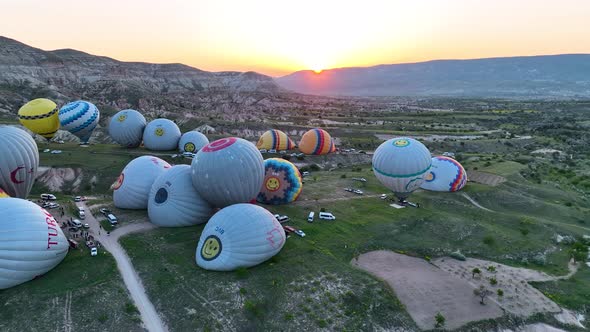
[
  {"left": 191, "top": 137, "right": 264, "bottom": 208},
  {"left": 420, "top": 156, "right": 467, "bottom": 192},
  {"left": 0, "top": 126, "right": 39, "bottom": 198},
  {"left": 17, "top": 98, "right": 60, "bottom": 139},
  {"left": 372, "top": 137, "right": 431, "bottom": 200},
  {"left": 196, "top": 203, "right": 286, "bottom": 271},
  {"left": 0, "top": 188, "right": 10, "bottom": 198},
  {"left": 257, "top": 158, "right": 303, "bottom": 205},
  {"left": 113, "top": 156, "right": 171, "bottom": 209},
  {"left": 178, "top": 131, "right": 209, "bottom": 153},
  {"left": 143, "top": 119, "right": 181, "bottom": 151},
  {"left": 148, "top": 165, "right": 213, "bottom": 227},
  {"left": 298, "top": 128, "right": 333, "bottom": 155},
  {"left": 256, "top": 130, "right": 295, "bottom": 151},
  {"left": 59, "top": 100, "right": 100, "bottom": 143},
  {"left": 0, "top": 198, "right": 68, "bottom": 289},
  {"left": 108, "top": 109, "right": 147, "bottom": 148}
]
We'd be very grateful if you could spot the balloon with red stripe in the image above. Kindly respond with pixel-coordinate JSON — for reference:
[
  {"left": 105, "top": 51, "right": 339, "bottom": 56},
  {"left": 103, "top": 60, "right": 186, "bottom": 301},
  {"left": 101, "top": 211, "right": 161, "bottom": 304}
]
[
  {"left": 420, "top": 156, "right": 467, "bottom": 192},
  {"left": 298, "top": 128, "right": 333, "bottom": 155}
]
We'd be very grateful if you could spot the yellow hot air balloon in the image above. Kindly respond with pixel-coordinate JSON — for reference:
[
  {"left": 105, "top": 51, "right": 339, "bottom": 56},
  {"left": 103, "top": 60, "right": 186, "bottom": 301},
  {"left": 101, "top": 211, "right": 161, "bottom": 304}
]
[
  {"left": 256, "top": 130, "right": 296, "bottom": 151},
  {"left": 298, "top": 128, "right": 333, "bottom": 155},
  {"left": 18, "top": 98, "right": 60, "bottom": 139}
]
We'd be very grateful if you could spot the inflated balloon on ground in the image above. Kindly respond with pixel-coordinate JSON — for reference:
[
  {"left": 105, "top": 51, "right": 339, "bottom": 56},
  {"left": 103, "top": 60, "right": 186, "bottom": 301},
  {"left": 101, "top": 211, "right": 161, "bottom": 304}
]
[
  {"left": 59, "top": 100, "right": 100, "bottom": 143},
  {"left": 17, "top": 98, "right": 60, "bottom": 139},
  {"left": 372, "top": 137, "right": 431, "bottom": 200},
  {"left": 113, "top": 156, "right": 171, "bottom": 209},
  {"left": 0, "top": 126, "right": 39, "bottom": 198},
  {"left": 420, "top": 156, "right": 467, "bottom": 192},
  {"left": 143, "top": 119, "right": 181, "bottom": 151},
  {"left": 298, "top": 128, "right": 333, "bottom": 155},
  {"left": 0, "top": 198, "right": 68, "bottom": 289},
  {"left": 196, "top": 203, "right": 286, "bottom": 271},
  {"left": 148, "top": 165, "right": 213, "bottom": 227},
  {"left": 108, "top": 109, "right": 147, "bottom": 148},
  {"left": 256, "top": 129, "right": 295, "bottom": 151},
  {"left": 191, "top": 137, "right": 264, "bottom": 208},
  {"left": 257, "top": 158, "right": 303, "bottom": 205},
  {"left": 178, "top": 131, "right": 209, "bottom": 153}
]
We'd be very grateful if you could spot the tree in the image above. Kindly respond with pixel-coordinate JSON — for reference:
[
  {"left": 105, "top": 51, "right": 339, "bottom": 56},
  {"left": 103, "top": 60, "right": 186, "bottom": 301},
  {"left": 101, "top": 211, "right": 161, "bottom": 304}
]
[
  {"left": 497, "top": 289, "right": 504, "bottom": 297},
  {"left": 569, "top": 242, "right": 588, "bottom": 263},
  {"left": 489, "top": 277, "right": 498, "bottom": 286},
  {"left": 474, "top": 285, "right": 493, "bottom": 305},
  {"left": 487, "top": 265, "right": 496, "bottom": 273},
  {"left": 434, "top": 312, "right": 445, "bottom": 328},
  {"left": 472, "top": 267, "right": 482, "bottom": 278}
]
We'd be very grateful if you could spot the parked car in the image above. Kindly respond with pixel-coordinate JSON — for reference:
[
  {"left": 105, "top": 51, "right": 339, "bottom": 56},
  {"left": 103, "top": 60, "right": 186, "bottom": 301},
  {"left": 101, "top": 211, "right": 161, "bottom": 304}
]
[
  {"left": 78, "top": 207, "right": 85, "bottom": 219},
  {"left": 307, "top": 211, "right": 315, "bottom": 222},
  {"left": 380, "top": 194, "right": 388, "bottom": 200},
  {"left": 319, "top": 212, "right": 336, "bottom": 220},
  {"left": 182, "top": 152, "right": 194, "bottom": 158},
  {"left": 71, "top": 219, "right": 82, "bottom": 228},
  {"left": 74, "top": 196, "right": 82, "bottom": 202},
  {"left": 279, "top": 150, "right": 286, "bottom": 154},
  {"left": 268, "top": 149, "right": 277, "bottom": 154},
  {"left": 83, "top": 223, "right": 90, "bottom": 229},
  {"left": 294, "top": 229, "right": 306, "bottom": 237},
  {"left": 107, "top": 214, "right": 118, "bottom": 225},
  {"left": 283, "top": 225, "right": 296, "bottom": 233},
  {"left": 43, "top": 148, "right": 50, "bottom": 153},
  {"left": 90, "top": 247, "right": 98, "bottom": 256},
  {"left": 50, "top": 150, "right": 62, "bottom": 154},
  {"left": 99, "top": 208, "right": 111, "bottom": 217},
  {"left": 302, "top": 171, "right": 310, "bottom": 177},
  {"left": 344, "top": 188, "right": 353, "bottom": 192},
  {"left": 48, "top": 202, "right": 60, "bottom": 209},
  {"left": 40, "top": 193, "right": 57, "bottom": 200},
  {"left": 353, "top": 189, "right": 364, "bottom": 195},
  {"left": 259, "top": 149, "right": 267, "bottom": 153},
  {"left": 352, "top": 177, "right": 367, "bottom": 182},
  {"left": 274, "top": 214, "right": 290, "bottom": 223}
]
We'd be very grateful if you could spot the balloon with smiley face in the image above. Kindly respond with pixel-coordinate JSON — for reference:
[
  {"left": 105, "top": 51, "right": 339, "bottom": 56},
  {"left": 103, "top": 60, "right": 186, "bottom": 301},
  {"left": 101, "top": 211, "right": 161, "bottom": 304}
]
[
  {"left": 257, "top": 158, "right": 303, "bottom": 205},
  {"left": 178, "top": 131, "right": 209, "bottom": 153},
  {"left": 108, "top": 109, "right": 147, "bottom": 148},
  {"left": 0, "top": 126, "right": 39, "bottom": 199},
  {"left": 143, "top": 119, "right": 182, "bottom": 151},
  {"left": 195, "top": 203, "right": 286, "bottom": 271},
  {"left": 372, "top": 137, "right": 431, "bottom": 201}
]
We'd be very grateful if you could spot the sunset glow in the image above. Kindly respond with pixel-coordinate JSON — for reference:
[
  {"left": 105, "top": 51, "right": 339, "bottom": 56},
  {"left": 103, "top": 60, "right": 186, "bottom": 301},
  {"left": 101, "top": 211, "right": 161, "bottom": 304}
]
[{"left": 1, "top": 0, "right": 589, "bottom": 76}]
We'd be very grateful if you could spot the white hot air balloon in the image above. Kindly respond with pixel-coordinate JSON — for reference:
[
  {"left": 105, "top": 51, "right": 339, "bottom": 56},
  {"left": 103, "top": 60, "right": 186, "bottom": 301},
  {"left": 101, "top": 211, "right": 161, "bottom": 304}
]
[
  {"left": 0, "top": 126, "right": 39, "bottom": 198},
  {"left": 108, "top": 109, "right": 147, "bottom": 148},
  {"left": 196, "top": 203, "right": 286, "bottom": 271},
  {"left": 178, "top": 131, "right": 209, "bottom": 153},
  {"left": 143, "top": 119, "right": 181, "bottom": 151},
  {"left": 113, "top": 156, "right": 171, "bottom": 209},
  {"left": 191, "top": 137, "right": 264, "bottom": 208},
  {"left": 372, "top": 137, "right": 432, "bottom": 201},
  {"left": 420, "top": 156, "right": 467, "bottom": 192},
  {"left": 58, "top": 100, "right": 100, "bottom": 143},
  {"left": 0, "top": 198, "right": 68, "bottom": 289},
  {"left": 148, "top": 165, "right": 213, "bottom": 227}
]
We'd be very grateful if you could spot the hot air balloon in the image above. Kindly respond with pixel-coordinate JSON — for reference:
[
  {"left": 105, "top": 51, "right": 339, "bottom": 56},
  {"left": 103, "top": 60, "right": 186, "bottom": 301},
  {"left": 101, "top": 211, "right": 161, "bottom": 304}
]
[
  {"left": 372, "top": 137, "right": 431, "bottom": 202},
  {"left": 0, "top": 198, "right": 68, "bottom": 289},
  {"left": 0, "top": 188, "right": 10, "bottom": 198},
  {"left": 329, "top": 139, "right": 337, "bottom": 153},
  {"left": 0, "top": 126, "right": 39, "bottom": 198},
  {"left": 256, "top": 130, "right": 296, "bottom": 151},
  {"left": 298, "top": 128, "right": 333, "bottom": 155},
  {"left": 113, "top": 156, "right": 171, "bottom": 209},
  {"left": 59, "top": 100, "right": 100, "bottom": 143},
  {"left": 420, "top": 156, "right": 467, "bottom": 192},
  {"left": 191, "top": 137, "right": 264, "bottom": 208},
  {"left": 178, "top": 131, "right": 209, "bottom": 153},
  {"left": 17, "top": 98, "right": 60, "bottom": 139},
  {"left": 257, "top": 158, "right": 303, "bottom": 205},
  {"left": 196, "top": 203, "right": 286, "bottom": 271},
  {"left": 143, "top": 119, "right": 181, "bottom": 151},
  {"left": 148, "top": 165, "right": 213, "bottom": 227},
  {"left": 108, "top": 109, "right": 147, "bottom": 148}
]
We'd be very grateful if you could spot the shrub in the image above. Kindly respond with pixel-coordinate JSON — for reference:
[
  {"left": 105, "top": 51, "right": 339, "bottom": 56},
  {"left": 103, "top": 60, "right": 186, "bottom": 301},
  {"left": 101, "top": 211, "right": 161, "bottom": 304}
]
[
  {"left": 483, "top": 235, "right": 495, "bottom": 246},
  {"left": 497, "top": 289, "right": 504, "bottom": 297},
  {"left": 490, "top": 277, "right": 498, "bottom": 286},
  {"left": 235, "top": 267, "right": 249, "bottom": 279},
  {"left": 435, "top": 312, "right": 446, "bottom": 328},
  {"left": 341, "top": 174, "right": 347, "bottom": 179},
  {"left": 450, "top": 251, "right": 466, "bottom": 261}
]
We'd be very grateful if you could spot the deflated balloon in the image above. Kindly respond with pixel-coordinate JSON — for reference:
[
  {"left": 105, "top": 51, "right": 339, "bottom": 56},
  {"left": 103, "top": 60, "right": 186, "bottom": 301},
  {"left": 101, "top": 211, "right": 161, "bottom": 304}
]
[
  {"left": 420, "top": 156, "right": 467, "bottom": 192},
  {"left": 372, "top": 137, "right": 431, "bottom": 200},
  {"left": 113, "top": 156, "right": 171, "bottom": 209},
  {"left": 256, "top": 130, "right": 295, "bottom": 151},
  {"left": 59, "top": 100, "right": 100, "bottom": 143},
  {"left": 257, "top": 158, "right": 303, "bottom": 205},
  {"left": 143, "top": 119, "right": 181, "bottom": 151},
  {"left": 0, "top": 198, "right": 68, "bottom": 289},
  {"left": 17, "top": 98, "right": 60, "bottom": 139},
  {"left": 178, "top": 131, "right": 209, "bottom": 153},
  {"left": 196, "top": 203, "right": 286, "bottom": 271},
  {"left": 0, "top": 126, "right": 39, "bottom": 198},
  {"left": 191, "top": 137, "right": 264, "bottom": 208},
  {"left": 148, "top": 165, "right": 213, "bottom": 227},
  {"left": 108, "top": 109, "right": 147, "bottom": 148},
  {"left": 298, "top": 128, "right": 333, "bottom": 155}
]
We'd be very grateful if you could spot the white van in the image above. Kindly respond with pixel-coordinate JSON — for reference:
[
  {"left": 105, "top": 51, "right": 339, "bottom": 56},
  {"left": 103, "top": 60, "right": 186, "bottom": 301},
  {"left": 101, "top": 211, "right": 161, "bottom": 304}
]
[
  {"left": 307, "top": 211, "right": 315, "bottom": 222},
  {"left": 319, "top": 212, "right": 336, "bottom": 220},
  {"left": 78, "top": 206, "right": 85, "bottom": 219},
  {"left": 107, "top": 214, "right": 118, "bottom": 225},
  {"left": 72, "top": 219, "right": 82, "bottom": 228}
]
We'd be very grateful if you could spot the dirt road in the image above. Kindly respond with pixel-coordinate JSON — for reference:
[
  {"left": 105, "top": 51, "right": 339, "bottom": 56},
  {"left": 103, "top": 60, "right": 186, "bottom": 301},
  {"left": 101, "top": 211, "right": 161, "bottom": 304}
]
[
  {"left": 461, "top": 193, "right": 493, "bottom": 212},
  {"left": 77, "top": 202, "right": 167, "bottom": 332}
]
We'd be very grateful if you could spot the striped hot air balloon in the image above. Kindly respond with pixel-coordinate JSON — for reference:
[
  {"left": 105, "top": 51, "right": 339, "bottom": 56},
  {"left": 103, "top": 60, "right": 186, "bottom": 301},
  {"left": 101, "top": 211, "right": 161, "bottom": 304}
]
[
  {"left": 420, "top": 156, "right": 467, "bottom": 192},
  {"left": 17, "top": 98, "right": 60, "bottom": 139},
  {"left": 256, "top": 130, "right": 296, "bottom": 151},
  {"left": 298, "top": 128, "right": 333, "bottom": 155},
  {"left": 59, "top": 100, "right": 100, "bottom": 143},
  {"left": 0, "top": 126, "right": 39, "bottom": 199}
]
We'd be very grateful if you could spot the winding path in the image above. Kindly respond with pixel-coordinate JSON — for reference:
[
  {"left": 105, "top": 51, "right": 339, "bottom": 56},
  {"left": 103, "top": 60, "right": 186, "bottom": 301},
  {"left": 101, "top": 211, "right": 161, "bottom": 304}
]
[
  {"left": 77, "top": 202, "right": 167, "bottom": 332},
  {"left": 461, "top": 193, "right": 493, "bottom": 212}
]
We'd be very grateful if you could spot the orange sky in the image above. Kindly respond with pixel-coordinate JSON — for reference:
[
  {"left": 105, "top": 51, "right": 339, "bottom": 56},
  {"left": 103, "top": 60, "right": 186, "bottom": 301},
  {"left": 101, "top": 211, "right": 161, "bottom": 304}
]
[{"left": 1, "top": 0, "right": 589, "bottom": 76}]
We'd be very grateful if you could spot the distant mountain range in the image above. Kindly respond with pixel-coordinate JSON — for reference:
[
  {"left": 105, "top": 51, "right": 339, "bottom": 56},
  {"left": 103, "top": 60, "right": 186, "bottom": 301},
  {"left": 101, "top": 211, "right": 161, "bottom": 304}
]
[{"left": 276, "top": 55, "right": 590, "bottom": 98}]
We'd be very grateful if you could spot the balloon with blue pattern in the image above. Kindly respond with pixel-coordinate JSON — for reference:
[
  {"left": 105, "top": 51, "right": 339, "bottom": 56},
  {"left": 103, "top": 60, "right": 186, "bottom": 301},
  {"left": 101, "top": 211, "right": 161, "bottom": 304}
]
[{"left": 58, "top": 101, "right": 100, "bottom": 143}]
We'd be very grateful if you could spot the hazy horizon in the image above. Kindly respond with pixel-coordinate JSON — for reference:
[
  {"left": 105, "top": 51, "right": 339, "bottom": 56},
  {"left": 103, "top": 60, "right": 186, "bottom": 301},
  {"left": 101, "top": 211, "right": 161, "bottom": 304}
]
[{"left": 2, "top": 0, "right": 590, "bottom": 76}]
